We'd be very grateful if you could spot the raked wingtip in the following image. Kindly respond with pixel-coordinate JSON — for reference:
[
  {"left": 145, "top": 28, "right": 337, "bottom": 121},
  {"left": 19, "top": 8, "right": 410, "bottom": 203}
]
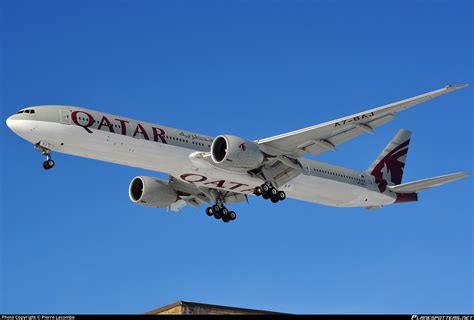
[{"left": 446, "top": 83, "right": 469, "bottom": 90}]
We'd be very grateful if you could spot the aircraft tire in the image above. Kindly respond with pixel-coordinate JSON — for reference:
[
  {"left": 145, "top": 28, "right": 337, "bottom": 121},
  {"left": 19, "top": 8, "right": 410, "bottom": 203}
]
[
  {"left": 278, "top": 191, "right": 286, "bottom": 200},
  {"left": 43, "top": 160, "right": 54, "bottom": 170},
  {"left": 221, "top": 207, "right": 228, "bottom": 216}
]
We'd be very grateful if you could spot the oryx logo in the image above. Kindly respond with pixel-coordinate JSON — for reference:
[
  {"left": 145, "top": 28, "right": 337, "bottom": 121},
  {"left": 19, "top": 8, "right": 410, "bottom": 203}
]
[
  {"left": 374, "top": 176, "right": 388, "bottom": 193},
  {"left": 239, "top": 143, "right": 246, "bottom": 151},
  {"left": 371, "top": 139, "right": 410, "bottom": 192}
]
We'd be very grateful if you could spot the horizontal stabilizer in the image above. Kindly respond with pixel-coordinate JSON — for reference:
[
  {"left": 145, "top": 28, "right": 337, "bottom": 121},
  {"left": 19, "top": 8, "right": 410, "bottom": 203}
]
[{"left": 387, "top": 172, "right": 469, "bottom": 193}]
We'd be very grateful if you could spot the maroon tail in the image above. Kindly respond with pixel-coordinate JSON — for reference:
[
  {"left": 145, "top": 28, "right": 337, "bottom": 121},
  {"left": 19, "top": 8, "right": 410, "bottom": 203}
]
[{"left": 367, "top": 129, "right": 411, "bottom": 186}]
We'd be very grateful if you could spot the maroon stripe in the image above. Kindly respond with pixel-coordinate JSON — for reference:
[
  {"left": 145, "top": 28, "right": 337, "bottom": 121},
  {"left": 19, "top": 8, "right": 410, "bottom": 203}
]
[{"left": 395, "top": 193, "right": 418, "bottom": 203}]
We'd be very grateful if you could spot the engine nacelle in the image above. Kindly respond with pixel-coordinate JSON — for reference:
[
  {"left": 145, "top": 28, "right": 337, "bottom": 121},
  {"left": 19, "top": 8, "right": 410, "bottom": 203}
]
[
  {"left": 211, "top": 135, "right": 264, "bottom": 169},
  {"left": 129, "top": 176, "right": 178, "bottom": 208}
]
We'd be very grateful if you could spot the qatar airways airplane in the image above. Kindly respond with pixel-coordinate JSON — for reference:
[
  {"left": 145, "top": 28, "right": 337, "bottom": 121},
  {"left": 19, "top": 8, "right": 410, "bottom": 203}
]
[{"left": 6, "top": 85, "right": 470, "bottom": 223}]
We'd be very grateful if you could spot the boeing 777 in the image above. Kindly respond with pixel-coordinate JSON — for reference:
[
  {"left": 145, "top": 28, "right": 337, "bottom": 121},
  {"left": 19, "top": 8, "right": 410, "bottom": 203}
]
[{"left": 6, "top": 85, "right": 470, "bottom": 223}]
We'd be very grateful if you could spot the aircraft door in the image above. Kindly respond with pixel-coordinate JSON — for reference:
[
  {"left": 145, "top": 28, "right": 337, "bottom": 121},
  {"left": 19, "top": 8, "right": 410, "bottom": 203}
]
[
  {"left": 360, "top": 173, "right": 369, "bottom": 188},
  {"left": 60, "top": 110, "right": 71, "bottom": 124},
  {"left": 366, "top": 174, "right": 376, "bottom": 191}
]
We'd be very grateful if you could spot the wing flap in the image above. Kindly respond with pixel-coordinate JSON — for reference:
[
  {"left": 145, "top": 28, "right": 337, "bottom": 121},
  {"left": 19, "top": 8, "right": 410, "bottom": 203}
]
[{"left": 387, "top": 172, "right": 469, "bottom": 193}]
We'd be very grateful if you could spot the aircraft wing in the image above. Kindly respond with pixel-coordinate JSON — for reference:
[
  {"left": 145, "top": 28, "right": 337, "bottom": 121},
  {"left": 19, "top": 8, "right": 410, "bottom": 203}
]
[
  {"left": 166, "top": 176, "right": 248, "bottom": 212},
  {"left": 257, "top": 85, "right": 468, "bottom": 158}
]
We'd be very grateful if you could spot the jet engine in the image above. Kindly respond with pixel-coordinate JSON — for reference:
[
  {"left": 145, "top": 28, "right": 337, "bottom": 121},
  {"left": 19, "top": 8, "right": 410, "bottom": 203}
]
[
  {"left": 129, "top": 176, "right": 178, "bottom": 208},
  {"left": 211, "top": 135, "right": 264, "bottom": 169}
]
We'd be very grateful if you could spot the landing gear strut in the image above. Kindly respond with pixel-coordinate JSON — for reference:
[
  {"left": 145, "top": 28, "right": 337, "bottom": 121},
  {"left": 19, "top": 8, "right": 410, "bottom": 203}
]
[
  {"left": 35, "top": 143, "right": 55, "bottom": 170},
  {"left": 205, "top": 195, "right": 237, "bottom": 223},
  {"left": 254, "top": 182, "right": 286, "bottom": 203}
]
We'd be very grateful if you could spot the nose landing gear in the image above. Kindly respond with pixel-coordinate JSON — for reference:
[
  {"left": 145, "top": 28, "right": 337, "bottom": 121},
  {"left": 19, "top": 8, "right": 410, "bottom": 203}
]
[
  {"left": 43, "top": 158, "right": 55, "bottom": 170},
  {"left": 35, "top": 142, "right": 55, "bottom": 170},
  {"left": 254, "top": 183, "right": 286, "bottom": 203}
]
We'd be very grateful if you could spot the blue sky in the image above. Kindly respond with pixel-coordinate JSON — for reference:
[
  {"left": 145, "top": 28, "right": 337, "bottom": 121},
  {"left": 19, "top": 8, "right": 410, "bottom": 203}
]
[{"left": 1, "top": 0, "right": 472, "bottom": 314}]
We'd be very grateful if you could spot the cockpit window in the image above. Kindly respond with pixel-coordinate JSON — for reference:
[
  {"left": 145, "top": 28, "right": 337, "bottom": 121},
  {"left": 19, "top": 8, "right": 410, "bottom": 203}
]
[{"left": 17, "top": 109, "right": 35, "bottom": 114}]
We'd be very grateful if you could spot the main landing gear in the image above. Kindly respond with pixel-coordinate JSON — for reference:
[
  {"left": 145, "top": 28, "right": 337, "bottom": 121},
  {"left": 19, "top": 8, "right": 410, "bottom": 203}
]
[
  {"left": 205, "top": 198, "right": 237, "bottom": 224},
  {"left": 254, "top": 183, "right": 286, "bottom": 203},
  {"left": 35, "top": 143, "right": 55, "bottom": 170}
]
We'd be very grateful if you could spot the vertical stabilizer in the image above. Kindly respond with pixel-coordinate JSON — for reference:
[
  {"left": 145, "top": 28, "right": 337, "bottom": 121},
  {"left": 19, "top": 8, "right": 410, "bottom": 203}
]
[{"left": 368, "top": 129, "right": 411, "bottom": 185}]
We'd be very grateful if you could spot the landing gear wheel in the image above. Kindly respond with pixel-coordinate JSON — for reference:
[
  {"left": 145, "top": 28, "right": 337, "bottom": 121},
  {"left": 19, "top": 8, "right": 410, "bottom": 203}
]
[
  {"left": 209, "top": 193, "right": 237, "bottom": 223},
  {"left": 262, "top": 184, "right": 270, "bottom": 193},
  {"left": 206, "top": 207, "right": 213, "bottom": 216},
  {"left": 258, "top": 181, "right": 286, "bottom": 204},
  {"left": 278, "top": 191, "right": 286, "bottom": 201},
  {"left": 221, "top": 207, "right": 229, "bottom": 216},
  {"left": 36, "top": 143, "right": 55, "bottom": 170},
  {"left": 42, "top": 159, "right": 55, "bottom": 170}
]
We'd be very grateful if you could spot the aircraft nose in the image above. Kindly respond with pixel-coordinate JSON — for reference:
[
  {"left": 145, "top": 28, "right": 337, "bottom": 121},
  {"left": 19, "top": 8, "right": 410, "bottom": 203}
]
[
  {"left": 6, "top": 115, "right": 16, "bottom": 131},
  {"left": 6, "top": 113, "right": 38, "bottom": 141},
  {"left": 6, "top": 114, "right": 31, "bottom": 135}
]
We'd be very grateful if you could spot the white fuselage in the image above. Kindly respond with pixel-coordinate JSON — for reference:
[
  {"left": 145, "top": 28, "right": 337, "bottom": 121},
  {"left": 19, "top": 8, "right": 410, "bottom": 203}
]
[{"left": 6, "top": 106, "right": 397, "bottom": 208}]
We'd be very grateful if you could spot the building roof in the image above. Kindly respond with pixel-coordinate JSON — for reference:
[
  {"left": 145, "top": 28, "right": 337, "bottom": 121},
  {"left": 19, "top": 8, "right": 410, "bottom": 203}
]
[{"left": 145, "top": 300, "right": 285, "bottom": 315}]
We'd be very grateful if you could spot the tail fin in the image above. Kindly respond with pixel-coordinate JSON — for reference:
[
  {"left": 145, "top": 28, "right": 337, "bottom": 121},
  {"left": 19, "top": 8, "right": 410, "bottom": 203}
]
[{"left": 368, "top": 129, "right": 411, "bottom": 185}]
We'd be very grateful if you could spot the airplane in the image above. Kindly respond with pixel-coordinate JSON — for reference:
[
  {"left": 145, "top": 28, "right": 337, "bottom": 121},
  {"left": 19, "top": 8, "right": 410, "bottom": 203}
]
[{"left": 6, "top": 84, "right": 470, "bottom": 223}]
